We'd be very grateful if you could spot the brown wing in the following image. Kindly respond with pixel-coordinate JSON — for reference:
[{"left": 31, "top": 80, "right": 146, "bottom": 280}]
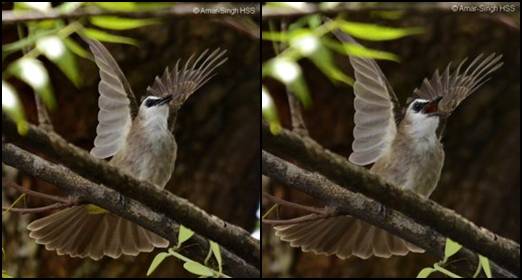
[
  {"left": 331, "top": 29, "right": 399, "bottom": 166},
  {"left": 412, "top": 53, "right": 503, "bottom": 115},
  {"left": 146, "top": 48, "right": 228, "bottom": 109}
]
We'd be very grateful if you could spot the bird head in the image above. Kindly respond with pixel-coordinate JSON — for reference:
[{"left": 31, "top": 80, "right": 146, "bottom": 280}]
[
  {"left": 404, "top": 96, "right": 443, "bottom": 138},
  {"left": 138, "top": 95, "right": 173, "bottom": 124}
]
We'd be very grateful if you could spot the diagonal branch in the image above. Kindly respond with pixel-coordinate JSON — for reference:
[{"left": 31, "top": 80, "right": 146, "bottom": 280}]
[
  {"left": 262, "top": 122, "right": 520, "bottom": 276},
  {"left": 2, "top": 115, "right": 259, "bottom": 270},
  {"left": 262, "top": 150, "right": 516, "bottom": 278},
  {"left": 2, "top": 143, "right": 258, "bottom": 278}
]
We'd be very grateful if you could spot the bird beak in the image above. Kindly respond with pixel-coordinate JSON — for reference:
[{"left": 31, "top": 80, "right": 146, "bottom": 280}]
[
  {"left": 423, "top": 96, "right": 443, "bottom": 116},
  {"left": 156, "top": 94, "right": 173, "bottom": 106}
]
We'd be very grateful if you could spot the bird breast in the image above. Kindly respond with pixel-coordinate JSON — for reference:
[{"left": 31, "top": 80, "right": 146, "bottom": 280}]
[{"left": 109, "top": 120, "right": 177, "bottom": 189}]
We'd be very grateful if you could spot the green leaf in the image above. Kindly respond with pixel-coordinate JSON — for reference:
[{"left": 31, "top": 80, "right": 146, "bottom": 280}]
[
  {"left": 82, "top": 28, "right": 138, "bottom": 46},
  {"left": 479, "top": 255, "right": 492, "bottom": 278},
  {"left": 183, "top": 261, "right": 214, "bottom": 277},
  {"left": 8, "top": 57, "right": 55, "bottom": 110},
  {"left": 443, "top": 238, "right": 462, "bottom": 263},
  {"left": 288, "top": 74, "right": 312, "bottom": 108},
  {"left": 336, "top": 20, "right": 423, "bottom": 41},
  {"left": 178, "top": 225, "right": 194, "bottom": 247},
  {"left": 90, "top": 16, "right": 160, "bottom": 30},
  {"left": 37, "top": 36, "right": 81, "bottom": 87},
  {"left": 261, "top": 86, "right": 282, "bottom": 135},
  {"left": 262, "top": 31, "right": 289, "bottom": 42},
  {"left": 147, "top": 252, "right": 170, "bottom": 276},
  {"left": 309, "top": 45, "right": 354, "bottom": 86},
  {"left": 2, "top": 81, "right": 28, "bottom": 135},
  {"left": 209, "top": 241, "right": 222, "bottom": 273},
  {"left": 263, "top": 57, "right": 312, "bottom": 108},
  {"left": 93, "top": 2, "right": 139, "bottom": 11},
  {"left": 417, "top": 267, "right": 435, "bottom": 278},
  {"left": 63, "top": 38, "right": 92, "bottom": 60},
  {"left": 3, "top": 27, "right": 61, "bottom": 54},
  {"left": 289, "top": 29, "right": 320, "bottom": 56},
  {"left": 322, "top": 38, "right": 399, "bottom": 62}
]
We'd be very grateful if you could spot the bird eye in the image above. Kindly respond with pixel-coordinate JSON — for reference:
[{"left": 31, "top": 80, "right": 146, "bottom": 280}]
[
  {"left": 145, "top": 98, "right": 155, "bottom": 107},
  {"left": 412, "top": 102, "right": 425, "bottom": 112}
]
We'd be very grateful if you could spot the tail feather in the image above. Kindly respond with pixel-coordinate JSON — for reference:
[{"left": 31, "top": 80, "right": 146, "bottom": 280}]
[
  {"left": 274, "top": 214, "right": 424, "bottom": 259},
  {"left": 27, "top": 205, "right": 169, "bottom": 260}
]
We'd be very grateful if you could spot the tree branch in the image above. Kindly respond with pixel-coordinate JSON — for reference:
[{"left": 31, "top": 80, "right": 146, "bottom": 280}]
[
  {"left": 2, "top": 143, "right": 259, "bottom": 277},
  {"left": 262, "top": 150, "right": 516, "bottom": 278},
  {"left": 262, "top": 122, "right": 520, "bottom": 275},
  {"left": 2, "top": 115, "right": 259, "bottom": 270},
  {"left": 2, "top": 3, "right": 260, "bottom": 25}
]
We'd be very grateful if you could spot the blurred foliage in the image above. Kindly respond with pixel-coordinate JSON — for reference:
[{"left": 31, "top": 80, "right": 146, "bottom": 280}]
[
  {"left": 2, "top": 2, "right": 165, "bottom": 136},
  {"left": 261, "top": 2, "right": 423, "bottom": 134}
]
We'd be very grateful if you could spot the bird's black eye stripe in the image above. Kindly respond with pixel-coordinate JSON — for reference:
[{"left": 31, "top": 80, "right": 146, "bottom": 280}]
[
  {"left": 145, "top": 98, "right": 156, "bottom": 107},
  {"left": 412, "top": 102, "right": 425, "bottom": 112}
]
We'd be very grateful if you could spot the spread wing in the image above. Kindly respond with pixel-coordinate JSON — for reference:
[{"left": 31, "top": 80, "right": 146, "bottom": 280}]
[
  {"left": 412, "top": 53, "right": 503, "bottom": 115},
  {"left": 146, "top": 48, "right": 228, "bottom": 109},
  {"left": 332, "top": 29, "right": 399, "bottom": 166},
  {"left": 87, "top": 39, "right": 135, "bottom": 159}
]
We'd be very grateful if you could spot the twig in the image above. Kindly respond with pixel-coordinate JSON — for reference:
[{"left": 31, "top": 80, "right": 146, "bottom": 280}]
[
  {"left": 262, "top": 192, "right": 325, "bottom": 214},
  {"left": 2, "top": 115, "right": 260, "bottom": 270},
  {"left": 3, "top": 181, "right": 79, "bottom": 214},
  {"left": 2, "top": 3, "right": 260, "bottom": 25},
  {"left": 2, "top": 202, "right": 75, "bottom": 214},
  {"left": 279, "top": 19, "right": 309, "bottom": 137},
  {"left": 262, "top": 122, "right": 520, "bottom": 276},
  {"left": 262, "top": 150, "right": 516, "bottom": 278},
  {"left": 2, "top": 143, "right": 259, "bottom": 278},
  {"left": 4, "top": 181, "right": 71, "bottom": 204}
]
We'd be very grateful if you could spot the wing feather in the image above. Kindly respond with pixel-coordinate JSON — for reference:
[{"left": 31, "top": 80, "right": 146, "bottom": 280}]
[
  {"left": 146, "top": 48, "right": 228, "bottom": 109},
  {"left": 331, "top": 29, "right": 398, "bottom": 166},
  {"left": 87, "top": 39, "right": 133, "bottom": 159}
]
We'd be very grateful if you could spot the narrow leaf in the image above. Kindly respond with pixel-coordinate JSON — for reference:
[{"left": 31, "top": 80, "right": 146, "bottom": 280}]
[
  {"left": 82, "top": 28, "right": 138, "bottom": 46},
  {"left": 2, "top": 81, "right": 28, "bottom": 135},
  {"left": 178, "top": 225, "right": 194, "bottom": 247},
  {"left": 479, "top": 255, "right": 492, "bottom": 278},
  {"left": 261, "top": 86, "right": 282, "bottom": 134},
  {"left": 94, "top": 2, "right": 139, "bottom": 11},
  {"left": 417, "top": 267, "right": 435, "bottom": 278},
  {"left": 37, "top": 36, "right": 81, "bottom": 87},
  {"left": 147, "top": 252, "right": 170, "bottom": 276},
  {"left": 336, "top": 20, "right": 423, "bottom": 41},
  {"left": 209, "top": 241, "right": 222, "bottom": 273},
  {"left": 444, "top": 238, "right": 462, "bottom": 262},
  {"left": 63, "top": 38, "right": 92, "bottom": 60},
  {"left": 183, "top": 261, "right": 214, "bottom": 277},
  {"left": 8, "top": 58, "right": 55, "bottom": 110},
  {"left": 90, "top": 16, "right": 160, "bottom": 30}
]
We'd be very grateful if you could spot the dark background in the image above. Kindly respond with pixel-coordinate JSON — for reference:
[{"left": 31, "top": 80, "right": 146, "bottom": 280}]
[{"left": 261, "top": 4, "right": 520, "bottom": 278}]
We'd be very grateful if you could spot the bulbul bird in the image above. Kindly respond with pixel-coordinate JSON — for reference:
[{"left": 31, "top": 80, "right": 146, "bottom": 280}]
[
  {"left": 272, "top": 29, "right": 503, "bottom": 259},
  {"left": 26, "top": 39, "right": 227, "bottom": 260}
]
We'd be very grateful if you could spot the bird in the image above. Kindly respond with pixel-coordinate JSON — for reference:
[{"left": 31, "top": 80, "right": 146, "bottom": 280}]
[
  {"left": 26, "top": 39, "right": 228, "bottom": 260},
  {"left": 272, "top": 28, "right": 503, "bottom": 259}
]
